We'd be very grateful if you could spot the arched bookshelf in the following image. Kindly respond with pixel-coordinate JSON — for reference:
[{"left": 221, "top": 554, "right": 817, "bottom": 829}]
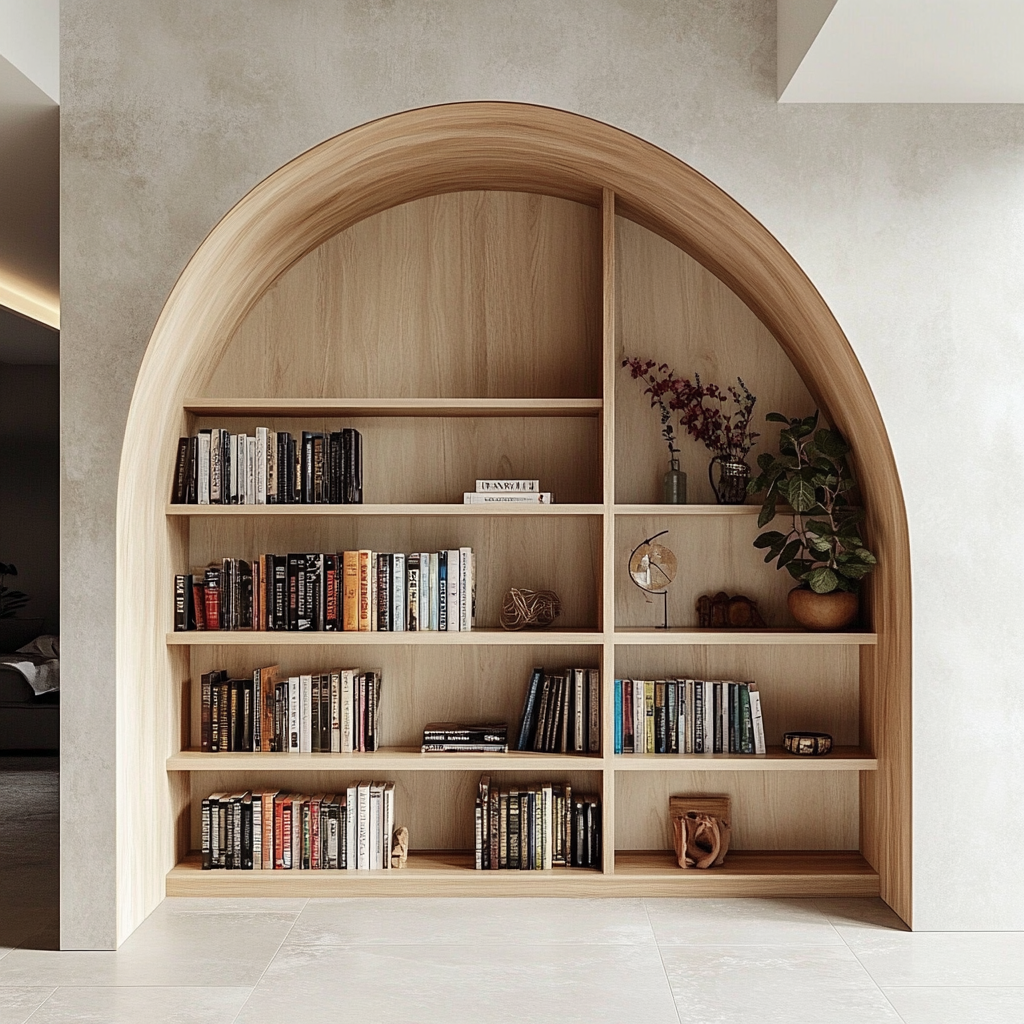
[{"left": 115, "top": 103, "right": 911, "bottom": 939}]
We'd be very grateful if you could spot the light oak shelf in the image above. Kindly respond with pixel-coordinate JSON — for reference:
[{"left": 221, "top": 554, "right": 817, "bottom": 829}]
[
  {"left": 168, "top": 749, "right": 604, "bottom": 772},
  {"left": 166, "top": 629, "right": 604, "bottom": 646},
  {"left": 166, "top": 502, "right": 603, "bottom": 517},
  {"left": 167, "top": 747, "right": 876, "bottom": 772},
  {"left": 611, "top": 747, "right": 877, "bottom": 771},
  {"left": 166, "top": 849, "right": 878, "bottom": 898},
  {"left": 183, "top": 397, "right": 603, "bottom": 418},
  {"left": 614, "top": 504, "right": 767, "bottom": 515},
  {"left": 613, "top": 628, "right": 878, "bottom": 646}
]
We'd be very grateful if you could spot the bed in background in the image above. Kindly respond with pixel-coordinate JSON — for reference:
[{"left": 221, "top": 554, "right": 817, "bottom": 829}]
[{"left": 0, "top": 635, "right": 59, "bottom": 752}]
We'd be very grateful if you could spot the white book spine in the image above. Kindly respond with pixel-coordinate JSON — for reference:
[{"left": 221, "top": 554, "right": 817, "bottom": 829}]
[
  {"left": 685, "top": 680, "right": 694, "bottom": 754},
  {"left": 459, "top": 547, "right": 471, "bottom": 631},
  {"left": 209, "top": 428, "right": 222, "bottom": 503},
  {"left": 428, "top": 553, "right": 439, "bottom": 630},
  {"left": 235, "top": 434, "right": 247, "bottom": 504},
  {"left": 330, "top": 671, "right": 341, "bottom": 753},
  {"left": 634, "top": 679, "right": 645, "bottom": 754},
  {"left": 252, "top": 795, "right": 262, "bottom": 870},
  {"left": 418, "top": 552, "right": 430, "bottom": 632},
  {"left": 704, "top": 682, "right": 714, "bottom": 756},
  {"left": 446, "top": 549, "right": 461, "bottom": 631},
  {"left": 246, "top": 436, "right": 256, "bottom": 506},
  {"left": 228, "top": 434, "right": 238, "bottom": 503},
  {"left": 267, "top": 430, "right": 277, "bottom": 503},
  {"left": 677, "top": 681, "right": 686, "bottom": 755},
  {"left": 356, "top": 782, "right": 371, "bottom": 869},
  {"left": 383, "top": 782, "right": 395, "bottom": 870},
  {"left": 542, "top": 783, "right": 552, "bottom": 869},
  {"left": 369, "top": 783, "right": 383, "bottom": 869},
  {"left": 287, "top": 677, "right": 299, "bottom": 753},
  {"left": 749, "top": 684, "right": 766, "bottom": 755},
  {"left": 299, "top": 674, "right": 312, "bottom": 753},
  {"left": 475, "top": 479, "right": 539, "bottom": 491},
  {"left": 197, "top": 432, "right": 211, "bottom": 504},
  {"left": 463, "top": 492, "right": 552, "bottom": 503},
  {"left": 340, "top": 669, "right": 354, "bottom": 753},
  {"left": 255, "top": 426, "right": 267, "bottom": 504},
  {"left": 392, "top": 553, "right": 405, "bottom": 631},
  {"left": 345, "top": 784, "right": 358, "bottom": 870}
]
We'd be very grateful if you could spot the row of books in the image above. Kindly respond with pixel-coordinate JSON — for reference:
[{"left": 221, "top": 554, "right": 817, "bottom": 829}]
[
  {"left": 172, "top": 427, "right": 363, "bottom": 505},
  {"left": 463, "top": 479, "right": 553, "bottom": 504},
  {"left": 422, "top": 722, "right": 509, "bottom": 753},
  {"left": 201, "top": 784, "right": 395, "bottom": 870},
  {"left": 515, "top": 668, "right": 601, "bottom": 753},
  {"left": 613, "top": 679, "right": 767, "bottom": 755},
  {"left": 199, "top": 667, "right": 382, "bottom": 754},
  {"left": 173, "top": 548, "right": 476, "bottom": 632},
  {"left": 474, "top": 776, "right": 600, "bottom": 869}
]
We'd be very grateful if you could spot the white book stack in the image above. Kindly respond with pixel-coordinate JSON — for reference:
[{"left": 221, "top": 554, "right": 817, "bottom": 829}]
[{"left": 464, "top": 479, "right": 553, "bottom": 504}]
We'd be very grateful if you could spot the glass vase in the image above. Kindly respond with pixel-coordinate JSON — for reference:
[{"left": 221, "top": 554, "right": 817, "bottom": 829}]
[{"left": 663, "top": 459, "right": 687, "bottom": 504}]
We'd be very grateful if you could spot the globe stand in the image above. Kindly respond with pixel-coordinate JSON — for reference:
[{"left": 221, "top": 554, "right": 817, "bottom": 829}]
[{"left": 628, "top": 529, "right": 677, "bottom": 630}]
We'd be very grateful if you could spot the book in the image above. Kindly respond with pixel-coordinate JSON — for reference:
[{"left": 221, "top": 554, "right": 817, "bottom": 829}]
[
  {"left": 475, "top": 480, "right": 539, "bottom": 491},
  {"left": 515, "top": 667, "right": 544, "bottom": 751},
  {"left": 463, "top": 492, "right": 553, "bottom": 503}
]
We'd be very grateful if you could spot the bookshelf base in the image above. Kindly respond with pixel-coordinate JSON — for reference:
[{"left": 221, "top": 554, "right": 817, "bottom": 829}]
[{"left": 166, "top": 850, "right": 878, "bottom": 898}]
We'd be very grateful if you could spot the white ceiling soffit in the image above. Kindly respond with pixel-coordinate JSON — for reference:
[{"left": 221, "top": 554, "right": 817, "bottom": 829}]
[
  {"left": 0, "top": 56, "right": 59, "bottom": 331},
  {"left": 779, "top": 0, "right": 1024, "bottom": 103},
  {"left": 0, "top": 0, "right": 59, "bottom": 103}
]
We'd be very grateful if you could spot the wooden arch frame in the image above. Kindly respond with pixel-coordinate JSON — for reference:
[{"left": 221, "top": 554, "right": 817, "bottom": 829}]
[{"left": 116, "top": 102, "right": 910, "bottom": 940}]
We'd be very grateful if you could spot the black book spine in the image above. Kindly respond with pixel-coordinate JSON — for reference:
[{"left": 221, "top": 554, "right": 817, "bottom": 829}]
[
  {"left": 352, "top": 429, "right": 363, "bottom": 504},
  {"left": 287, "top": 554, "right": 300, "bottom": 631},
  {"left": 313, "top": 433, "right": 325, "bottom": 503},
  {"left": 171, "top": 437, "right": 189, "bottom": 503},
  {"left": 666, "top": 682, "right": 678, "bottom": 755},
  {"left": 516, "top": 667, "right": 544, "bottom": 751},
  {"left": 341, "top": 428, "right": 353, "bottom": 504},
  {"left": 201, "top": 796, "right": 212, "bottom": 869},
  {"left": 438, "top": 551, "right": 447, "bottom": 631},
  {"left": 241, "top": 796, "right": 253, "bottom": 870},
  {"left": 174, "top": 575, "right": 188, "bottom": 631},
  {"left": 275, "top": 432, "right": 287, "bottom": 503},
  {"left": 273, "top": 682, "right": 284, "bottom": 752},
  {"left": 320, "top": 674, "right": 330, "bottom": 751},
  {"left": 301, "top": 431, "right": 314, "bottom": 504},
  {"left": 507, "top": 792, "right": 520, "bottom": 870},
  {"left": 221, "top": 430, "right": 231, "bottom": 504},
  {"left": 329, "top": 432, "right": 342, "bottom": 504},
  {"left": 229, "top": 681, "right": 241, "bottom": 751},
  {"left": 655, "top": 681, "right": 666, "bottom": 754},
  {"left": 526, "top": 790, "right": 536, "bottom": 871},
  {"left": 310, "top": 675, "right": 320, "bottom": 753},
  {"left": 186, "top": 436, "right": 198, "bottom": 504},
  {"left": 574, "top": 800, "right": 585, "bottom": 868},
  {"left": 273, "top": 555, "right": 286, "bottom": 630},
  {"left": 242, "top": 680, "right": 254, "bottom": 751}
]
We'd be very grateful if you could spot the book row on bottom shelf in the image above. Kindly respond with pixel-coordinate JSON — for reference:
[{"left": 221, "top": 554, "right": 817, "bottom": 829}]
[
  {"left": 174, "top": 548, "right": 475, "bottom": 632},
  {"left": 202, "top": 784, "right": 395, "bottom": 871},
  {"left": 615, "top": 678, "right": 767, "bottom": 755},
  {"left": 475, "top": 776, "right": 601, "bottom": 870},
  {"left": 172, "top": 426, "right": 363, "bottom": 506}
]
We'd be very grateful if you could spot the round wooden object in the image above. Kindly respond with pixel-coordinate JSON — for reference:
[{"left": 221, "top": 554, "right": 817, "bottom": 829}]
[
  {"left": 788, "top": 587, "right": 859, "bottom": 631},
  {"left": 499, "top": 588, "right": 562, "bottom": 630}
]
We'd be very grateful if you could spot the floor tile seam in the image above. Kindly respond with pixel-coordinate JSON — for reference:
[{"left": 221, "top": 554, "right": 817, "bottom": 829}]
[
  {"left": 881, "top": 984, "right": 1024, "bottom": 990},
  {"left": 15, "top": 984, "right": 57, "bottom": 1024},
  {"left": 229, "top": 905, "right": 305, "bottom": 1024},
  {"left": 838, "top": 937, "right": 913, "bottom": 1023},
  {"left": 643, "top": 899, "right": 684, "bottom": 1024}
]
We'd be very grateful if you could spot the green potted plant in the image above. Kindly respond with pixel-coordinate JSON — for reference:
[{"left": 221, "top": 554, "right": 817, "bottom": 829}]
[{"left": 748, "top": 412, "right": 877, "bottom": 630}]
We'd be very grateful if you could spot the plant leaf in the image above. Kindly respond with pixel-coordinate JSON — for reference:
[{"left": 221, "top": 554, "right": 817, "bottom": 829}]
[
  {"left": 777, "top": 539, "right": 802, "bottom": 569},
  {"left": 805, "top": 567, "right": 839, "bottom": 594},
  {"left": 788, "top": 477, "right": 816, "bottom": 512},
  {"left": 815, "top": 429, "right": 850, "bottom": 459},
  {"left": 765, "top": 412, "right": 789, "bottom": 424},
  {"left": 753, "top": 530, "right": 786, "bottom": 549},
  {"left": 757, "top": 501, "right": 777, "bottom": 528}
]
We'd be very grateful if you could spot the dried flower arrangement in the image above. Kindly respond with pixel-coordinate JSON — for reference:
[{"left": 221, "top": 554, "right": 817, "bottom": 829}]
[{"left": 622, "top": 358, "right": 759, "bottom": 458}]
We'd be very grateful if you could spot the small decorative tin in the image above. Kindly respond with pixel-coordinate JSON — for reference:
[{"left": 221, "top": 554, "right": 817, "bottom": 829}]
[{"left": 783, "top": 731, "right": 833, "bottom": 756}]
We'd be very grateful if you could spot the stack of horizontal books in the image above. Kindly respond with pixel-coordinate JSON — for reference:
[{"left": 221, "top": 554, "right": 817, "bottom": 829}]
[
  {"left": 463, "top": 479, "right": 553, "bottom": 504},
  {"left": 420, "top": 722, "right": 508, "bottom": 753}
]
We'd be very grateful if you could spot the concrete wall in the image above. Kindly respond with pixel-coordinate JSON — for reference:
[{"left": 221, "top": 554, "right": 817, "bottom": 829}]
[{"left": 61, "top": 0, "right": 1024, "bottom": 946}]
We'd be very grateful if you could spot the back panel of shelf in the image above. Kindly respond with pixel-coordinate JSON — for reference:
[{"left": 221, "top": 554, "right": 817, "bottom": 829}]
[{"left": 205, "top": 191, "right": 603, "bottom": 401}]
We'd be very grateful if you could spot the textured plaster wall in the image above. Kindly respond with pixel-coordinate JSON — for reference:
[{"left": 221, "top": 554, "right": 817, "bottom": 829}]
[{"left": 61, "top": 0, "right": 1024, "bottom": 946}]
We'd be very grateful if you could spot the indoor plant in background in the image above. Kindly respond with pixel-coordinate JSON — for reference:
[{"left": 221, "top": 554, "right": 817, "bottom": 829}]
[
  {"left": 748, "top": 411, "right": 877, "bottom": 630},
  {"left": 622, "top": 358, "right": 759, "bottom": 504}
]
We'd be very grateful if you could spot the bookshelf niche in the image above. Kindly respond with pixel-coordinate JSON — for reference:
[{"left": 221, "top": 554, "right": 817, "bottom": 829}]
[{"left": 120, "top": 104, "right": 910, "bottom": 926}]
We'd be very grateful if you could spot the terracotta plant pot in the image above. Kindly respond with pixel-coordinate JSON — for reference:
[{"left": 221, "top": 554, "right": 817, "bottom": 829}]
[{"left": 787, "top": 588, "right": 858, "bottom": 631}]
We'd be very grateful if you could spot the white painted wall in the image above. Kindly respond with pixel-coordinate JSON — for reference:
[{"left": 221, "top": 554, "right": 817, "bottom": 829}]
[
  {"left": 61, "top": 0, "right": 1024, "bottom": 943},
  {"left": 781, "top": 0, "right": 1024, "bottom": 101},
  {"left": 0, "top": 0, "right": 59, "bottom": 102}
]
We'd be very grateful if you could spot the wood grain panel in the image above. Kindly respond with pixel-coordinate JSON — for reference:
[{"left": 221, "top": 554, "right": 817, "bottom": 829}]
[
  {"left": 187, "top": 643, "right": 601, "bottom": 753},
  {"left": 614, "top": 771, "right": 859, "bottom": 851},
  {"left": 613, "top": 643, "right": 860, "bottom": 747},
  {"left": 187, "top": 514, "right": 601, "bottom": 630},
  {"left": 189, "top": 414, "right": 601, "bottom": 505},
  {"left": 614, "top": 217, "right": 819, "bottom": 506},
  {"left": 207, "top": 192, "right": 602, "bottom": 401}
]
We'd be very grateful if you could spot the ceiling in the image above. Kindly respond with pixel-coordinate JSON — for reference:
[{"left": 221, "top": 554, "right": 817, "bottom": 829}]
[{"left": 779, "top": 0, "right": 1024, "bottom": 102}]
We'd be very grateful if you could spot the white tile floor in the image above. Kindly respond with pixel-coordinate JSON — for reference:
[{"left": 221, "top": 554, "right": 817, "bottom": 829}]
[{"left": 1, "top": 896, "right": 1024, "bottom": 1023}]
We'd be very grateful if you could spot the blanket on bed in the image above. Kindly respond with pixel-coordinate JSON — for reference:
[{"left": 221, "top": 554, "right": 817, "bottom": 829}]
[{"left": 0, "top": 635, "right": 59, "bottom": 696}]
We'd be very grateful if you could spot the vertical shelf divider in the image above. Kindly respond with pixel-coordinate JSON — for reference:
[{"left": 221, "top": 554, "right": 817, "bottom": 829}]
[{"left": 601, "top": 187, "right": 617, "bottom": 875}]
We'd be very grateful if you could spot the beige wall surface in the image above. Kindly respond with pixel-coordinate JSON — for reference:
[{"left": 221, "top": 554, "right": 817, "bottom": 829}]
[{"left": 61, "top": 0, "right": 1024, "bottom": 946}]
